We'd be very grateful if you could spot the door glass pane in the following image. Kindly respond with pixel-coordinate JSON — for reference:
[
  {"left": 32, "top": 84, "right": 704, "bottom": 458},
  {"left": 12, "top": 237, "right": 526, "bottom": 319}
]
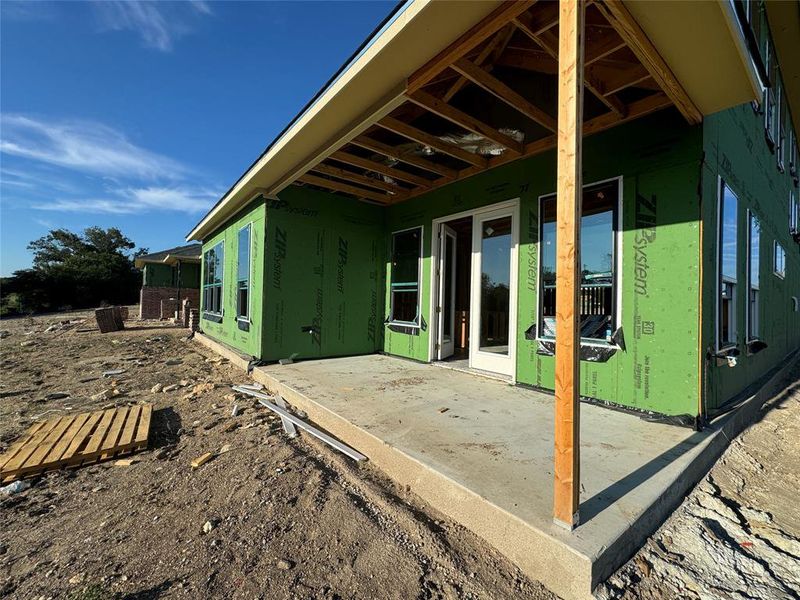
[
  {"left": 479, "top": 216, "right": 511, "bottom": 354},
  {"left": 443, "top": 235, "right": 454, "bottom": 340}
]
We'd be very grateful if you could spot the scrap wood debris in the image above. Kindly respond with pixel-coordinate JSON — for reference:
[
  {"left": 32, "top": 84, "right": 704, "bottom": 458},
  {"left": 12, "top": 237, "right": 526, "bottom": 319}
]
[{"left": 0, "top": 404, "right": 152, "bottom": 482}]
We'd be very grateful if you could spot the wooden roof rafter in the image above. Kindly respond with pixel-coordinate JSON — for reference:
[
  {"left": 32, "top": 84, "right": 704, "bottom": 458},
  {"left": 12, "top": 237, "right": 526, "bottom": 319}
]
[
  {"left": 311, "top": 162, "right": 409, "bottom": 195},
  {"left": 593, "top": 0, "right": 702, "bottom": 124},
  {"left": 450, "top": 57, "right": 557, "bottom": 132},
  {"left": 348, "top": 135, "right": 458, "bottom": 179},
  {"left": 377, "top": 117, "right": 489, "bottom": 168},
  {"left": 328, "top": 150, "right": 433, "bottom": 189},
  {"left": 514, "top": 25, "right": 628, "bottom": 116},
  {"left": 406, "top": 89, "right": 525, "bottom": 155},
  {"left": 292, "top": 0, "right": 694, "bottom": 207},
  {"left": 406, "top": 0, "right": 536, "bottom": 94},
  {"left": 443, "top": 23, "right": 516, "bottom": 103},
  {"left": 297, "top": 173, "right": 397, "bottom": 205}
]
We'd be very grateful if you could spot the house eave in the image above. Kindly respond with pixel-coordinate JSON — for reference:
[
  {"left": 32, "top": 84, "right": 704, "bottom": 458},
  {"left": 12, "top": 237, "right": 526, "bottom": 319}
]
[
  {"left": 623, "top": 0, "right": 761, "bottom": 115},
  {"left": 186, "top": 0, "right": 504, "bottom": 241}
]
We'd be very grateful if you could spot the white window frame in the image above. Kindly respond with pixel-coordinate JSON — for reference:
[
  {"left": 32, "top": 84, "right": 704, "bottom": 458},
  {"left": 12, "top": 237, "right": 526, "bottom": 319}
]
[
  {"left": 536, "top": 176, "right": 624, "bottom": 348},
  {"left": 773, "top": 241, "right": 786, "bottom": 279},
  {"left": 745, "top": 210, "right": 760, "bottom": 342},
  {"left": 790, "top": 190, "right": 799, "bottom": 235},
  {"left": 716, "top": 178, "right": 739, "bottom": 352},
  {"left": 777, "top": 80, "right": 786, "bottom": 171},
  {"left": 236, "top": 223, "right": 252, "bottom": 322},
  {"left": 202, "top": 241, "right": 224, "bottom": 317},
  {"left": 763, "top": 41, "right": 776, "bottom": 147},
  {"left": 388, "top": 225, "right": 423, "bottom": 328}
]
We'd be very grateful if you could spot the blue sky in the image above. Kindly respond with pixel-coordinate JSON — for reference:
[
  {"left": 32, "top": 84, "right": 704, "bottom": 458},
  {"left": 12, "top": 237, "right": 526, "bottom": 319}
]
[{"left": 0, "top": 0, "right": 395, "bottom": 275}]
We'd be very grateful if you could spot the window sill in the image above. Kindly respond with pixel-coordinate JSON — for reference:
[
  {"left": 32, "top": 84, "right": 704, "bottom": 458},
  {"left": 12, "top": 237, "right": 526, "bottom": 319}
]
[
  {"left": 386, "top": 321, "right": 422, "bottom": 335},
  {"left": 202, "top": 312, "right": 223, "bottom": 323},
  {"left": 535, "top": 338, "right": 619, "bottom": 363},
  {"left": 746, "top": 339, "right": 768, "bottom": 355},
  {"left": 713, "top": 345, "right": 740, "bottom": 364},
  {"left": 237, "top": 318, "right": 250, "bottom": 332}
]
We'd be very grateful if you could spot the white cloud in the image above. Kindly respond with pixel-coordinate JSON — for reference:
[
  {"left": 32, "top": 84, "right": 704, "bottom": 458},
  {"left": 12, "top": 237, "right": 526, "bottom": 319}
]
[
  {"left": 0, "top": 1, "right": 56, "bottom": 22},
  {"left": 0, "top": 114, "right": 186, "bottom": 180},
  {"left": 31, "top": 186, "right": 221, "bottom": 215},
  {"left": 93, "top": 0, "right": 211, "bottom": 52}
]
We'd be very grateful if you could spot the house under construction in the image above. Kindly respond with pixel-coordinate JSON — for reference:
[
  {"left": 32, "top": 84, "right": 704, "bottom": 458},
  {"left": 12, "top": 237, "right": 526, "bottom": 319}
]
[{"left": 185, "top": 1, "right": 800, "bottom": 597}]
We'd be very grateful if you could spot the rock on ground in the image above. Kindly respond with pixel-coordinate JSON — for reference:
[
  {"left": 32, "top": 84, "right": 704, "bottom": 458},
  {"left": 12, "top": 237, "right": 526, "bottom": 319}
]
[{"left": 596, "top": 364, "right": 800, "bottom": 600}]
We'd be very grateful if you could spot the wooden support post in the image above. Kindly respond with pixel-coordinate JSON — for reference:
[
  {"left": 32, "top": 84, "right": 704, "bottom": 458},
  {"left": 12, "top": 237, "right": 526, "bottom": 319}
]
[{"left": 553, "top": 0, "right": 584, "bottom": 530}]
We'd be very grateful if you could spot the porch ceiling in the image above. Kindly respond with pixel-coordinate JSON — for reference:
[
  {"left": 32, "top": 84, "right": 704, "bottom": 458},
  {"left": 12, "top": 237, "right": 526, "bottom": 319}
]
[
  {"left": 187, "top": 0, "right": 760, "bottom": 241},
  {"left": 293, "top": 0, "right": 696, "bottom": 207}
]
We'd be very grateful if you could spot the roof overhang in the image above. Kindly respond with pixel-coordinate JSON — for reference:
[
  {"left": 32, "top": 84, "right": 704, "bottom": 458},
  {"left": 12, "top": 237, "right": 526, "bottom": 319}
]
[
  {"left": 187, "top": 0, "right": 769, "bottom": 242},
  {"left": 624, "top": 0, "right": 761, "bottom": 115},
  {"left": 766, "top": 0, "right": 800, "bottom": 129},
  {"left": 134, "top": 254, "right": 201, "bottom": 269},
  {"left": 186, "top": 0, "right": 503, "bottom": 241}
]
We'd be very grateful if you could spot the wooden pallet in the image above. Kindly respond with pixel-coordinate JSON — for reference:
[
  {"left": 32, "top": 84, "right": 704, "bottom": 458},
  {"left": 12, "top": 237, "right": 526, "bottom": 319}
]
[{"left": 0, "top": 404, "right": 152, "bottom": 483}]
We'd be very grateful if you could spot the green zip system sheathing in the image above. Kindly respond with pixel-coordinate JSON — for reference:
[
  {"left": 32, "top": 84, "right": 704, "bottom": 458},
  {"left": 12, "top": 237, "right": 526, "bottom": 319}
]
[
  {"left": 143, "top": 262, "right": 200, "bottom": 289},
  {"left": 262, "top": 186, "right": 385, "bottom": 362},
  {"left": 701, "top": 103, "right": 800, "bottom": 411},
  {"left": 385, "top": 111, "right": 704, "bottom": 417},
  {"left": 202, "top": 109, "right": 800, "bottom": 419},
  {"left": 201, "top": 200, "right": 267, "bottom": 358}
]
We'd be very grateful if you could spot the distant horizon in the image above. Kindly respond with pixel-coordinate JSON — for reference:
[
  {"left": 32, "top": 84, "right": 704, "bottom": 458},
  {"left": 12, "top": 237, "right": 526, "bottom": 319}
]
[{"left": 0, "top": 0, "right": 395, "bottom": 276}]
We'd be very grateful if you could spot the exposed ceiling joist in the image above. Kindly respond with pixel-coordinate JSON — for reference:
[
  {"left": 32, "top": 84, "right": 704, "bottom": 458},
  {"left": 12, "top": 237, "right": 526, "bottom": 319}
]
[
  {"left": 593, "top": 0, "right": 702, "bottom": 124},
  {"left": 594, "top": 63, "right": 651, "bottom": 96},
  {"left": 512, "top": 4, "right": 559, "bottom": 40},
  {"left": 407, "top": 90, "right": 524, "bottom": 155},
  {"left": 311, "top": 162, "right": 406, "bottom": 194},
  {"left": 523, "top": 27, "right": 627, "bottom": 116},
  {"left": 330, "top": 150, "right": 432, "bottom": 188},
  {"left": 584, "top": 31, "right": 627, "bottom": 66},
  {"left": 451, "top": 57, "right": 557, "bottom": 132},
  {"left": 350, "top": 136, "right": 458, "bottom": 178},
  {"left": 443, "top": 23, "right": 516, "bottom": 102},
  {"left": 378, "top": 117, "right": 489, "bottom": 168},
  {"left": 407, "top": 0, "right": 536, "bottom": 93},
  {"left": 297, "top": 173, "right": 394, "bottom": 204},
  {"left": 410, "top": 91, "right": 672, "bottom": 202}
]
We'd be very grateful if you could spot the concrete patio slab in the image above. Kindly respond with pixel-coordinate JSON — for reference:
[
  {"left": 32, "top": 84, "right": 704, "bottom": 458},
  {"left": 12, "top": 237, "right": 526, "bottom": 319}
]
[{"left": 194, "top": 333, "right": 797, "bottom": 600}]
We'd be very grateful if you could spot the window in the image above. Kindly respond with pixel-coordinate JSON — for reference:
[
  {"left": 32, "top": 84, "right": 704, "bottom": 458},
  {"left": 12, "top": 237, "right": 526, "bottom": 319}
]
[
  {"left": 203, "top": 242, "right": 224, "bottom": 316},
  {"left": 747, "top": 211, "right": 760, "bottom": 341},
  {"left": 774, "top": 241, "right": 786, "bottom": 279},
  {"left": 237, "top": 224, "right": 251, "bottom": 321},
  {"left": 718, "top": 181, "right": 738, "bottom": 349},
  {"left": 777, "top": 81, "right": 786, "bottom": 171},
  {"left": 790, "top": 129, "right": 798, "bottom": 180},
  {"left": 539, "top": 180, "right": 619, "bottom": 342},
  {"left": 389, "top": 227, "right": 422, "bottom": 326},
  {"left": 790, "top": 191, "right": 799, "bottom": 236},
  {"left": 764, "top": 41, "right": 776, "bottom": 147}
]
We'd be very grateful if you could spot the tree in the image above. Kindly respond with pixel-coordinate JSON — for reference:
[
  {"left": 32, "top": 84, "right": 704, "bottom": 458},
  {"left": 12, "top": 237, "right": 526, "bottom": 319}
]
[{"left": 1, "top": 227, "right": 143, "bottom": 314}]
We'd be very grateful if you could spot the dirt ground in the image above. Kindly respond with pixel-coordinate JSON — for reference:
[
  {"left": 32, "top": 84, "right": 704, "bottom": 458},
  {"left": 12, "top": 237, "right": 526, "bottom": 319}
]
[
  {"left": 598, "top": 361, "right": 800, "bottom": 600},
  {"left": 2, "top": 309, "right": 798, "bottom": 600},
  {"left": 0, "top": 308, "right": 555, "bottom": 600}
]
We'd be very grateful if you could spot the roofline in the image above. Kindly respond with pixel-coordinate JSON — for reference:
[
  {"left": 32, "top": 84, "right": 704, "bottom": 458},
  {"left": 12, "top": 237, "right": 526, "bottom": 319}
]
[{"left": 186, "top": 0, "right": 411, "bottom": 241}]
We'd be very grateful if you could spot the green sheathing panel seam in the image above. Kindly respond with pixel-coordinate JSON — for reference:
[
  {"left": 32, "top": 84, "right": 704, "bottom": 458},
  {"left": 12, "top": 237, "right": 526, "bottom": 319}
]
[
  {"left": 702, "top": 103, "right": 800, "bottom": 410},
  {"left": 200, "top": 199, "right": 266, "bottom": 358},
  {"left": 262, "top": 186, "right": 386, "bottom": 362},
  {"left": 385, "top": 110, "right": 704, "bottom": 416}
]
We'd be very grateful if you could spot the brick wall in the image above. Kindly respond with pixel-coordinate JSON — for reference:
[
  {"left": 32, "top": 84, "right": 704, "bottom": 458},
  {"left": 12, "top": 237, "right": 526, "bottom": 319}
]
[{"left": 139, "top": 286, "right": 200, "bottom": 320}]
